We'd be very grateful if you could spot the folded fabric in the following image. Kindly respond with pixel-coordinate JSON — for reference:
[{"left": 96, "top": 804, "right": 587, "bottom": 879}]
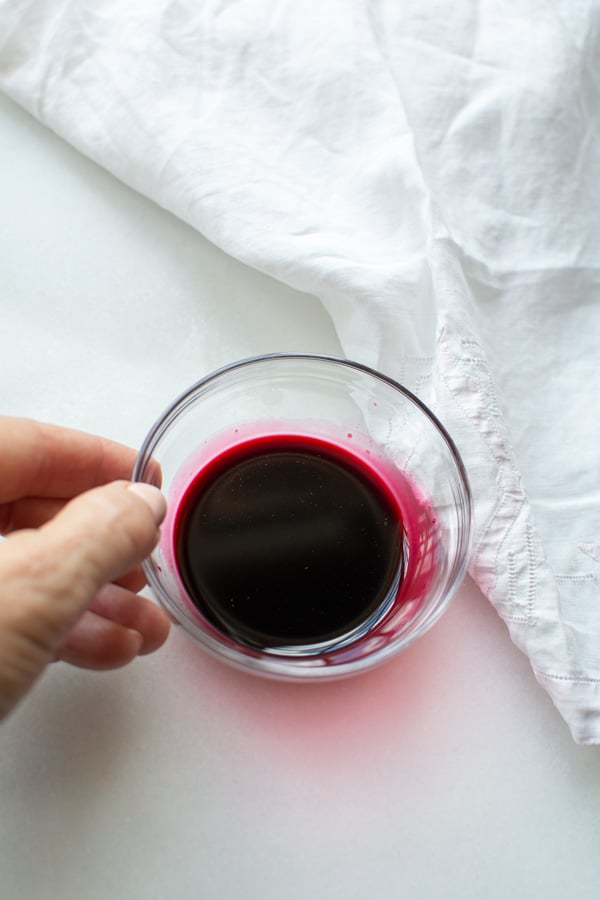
[{"left": 1, "top": 0, "right": 598, "bottom": 742}]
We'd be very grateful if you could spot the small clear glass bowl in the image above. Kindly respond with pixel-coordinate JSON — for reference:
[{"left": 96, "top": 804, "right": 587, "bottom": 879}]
[{"left": 133, "top": 354, "right": 472, "bottom": 680}]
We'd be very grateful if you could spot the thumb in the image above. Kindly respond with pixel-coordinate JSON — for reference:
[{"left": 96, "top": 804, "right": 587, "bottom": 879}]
[{"left": 0, "top": 481, "right": 166, "bottom": 718}]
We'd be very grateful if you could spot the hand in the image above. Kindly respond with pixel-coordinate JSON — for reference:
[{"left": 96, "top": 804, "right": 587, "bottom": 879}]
[{"left": 0, "top": 417, "right": 171, "bottom": 720}]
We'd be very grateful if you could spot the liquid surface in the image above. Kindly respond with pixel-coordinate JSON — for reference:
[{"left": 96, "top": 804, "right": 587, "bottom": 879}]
[{"left": 174, "top": 434, "right": 405, "bottom": 649}]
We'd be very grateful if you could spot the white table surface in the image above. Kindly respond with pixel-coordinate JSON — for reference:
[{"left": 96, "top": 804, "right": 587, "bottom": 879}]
[{"left": 0, "top": 92, "right": 599, "bottom": 900}]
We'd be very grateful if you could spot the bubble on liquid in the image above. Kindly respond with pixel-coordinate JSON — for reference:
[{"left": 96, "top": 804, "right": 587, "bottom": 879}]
[{"left": 347, "top": 432, "right": 353, "bottom": 438}]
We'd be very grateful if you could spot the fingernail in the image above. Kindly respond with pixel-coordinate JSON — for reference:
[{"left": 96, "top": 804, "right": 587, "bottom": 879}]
[
  {"left": 127, "top": 628, "right": 145, "bottom": 656},
  {"left": 127, "top": 483, "right": 167, "bottom": 524}
]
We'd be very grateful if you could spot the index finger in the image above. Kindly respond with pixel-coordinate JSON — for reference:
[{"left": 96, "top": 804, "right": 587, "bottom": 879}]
[{"left": 0, "top": 417, "right": 160, "bottom": 502}]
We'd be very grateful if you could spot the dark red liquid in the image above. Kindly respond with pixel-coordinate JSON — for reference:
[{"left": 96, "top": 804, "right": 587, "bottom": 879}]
[{"left": 174, "top": 434, "right": 405, "bottom": 649}]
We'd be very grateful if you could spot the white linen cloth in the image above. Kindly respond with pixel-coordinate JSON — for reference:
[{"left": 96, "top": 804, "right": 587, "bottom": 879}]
[{"left": 0, "top": 0, "right": 598, "bottom": 742}]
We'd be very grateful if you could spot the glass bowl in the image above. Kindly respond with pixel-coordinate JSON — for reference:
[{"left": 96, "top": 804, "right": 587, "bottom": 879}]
[{"left": 133, "top": 354, "right": 472, "bottom": 679}]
